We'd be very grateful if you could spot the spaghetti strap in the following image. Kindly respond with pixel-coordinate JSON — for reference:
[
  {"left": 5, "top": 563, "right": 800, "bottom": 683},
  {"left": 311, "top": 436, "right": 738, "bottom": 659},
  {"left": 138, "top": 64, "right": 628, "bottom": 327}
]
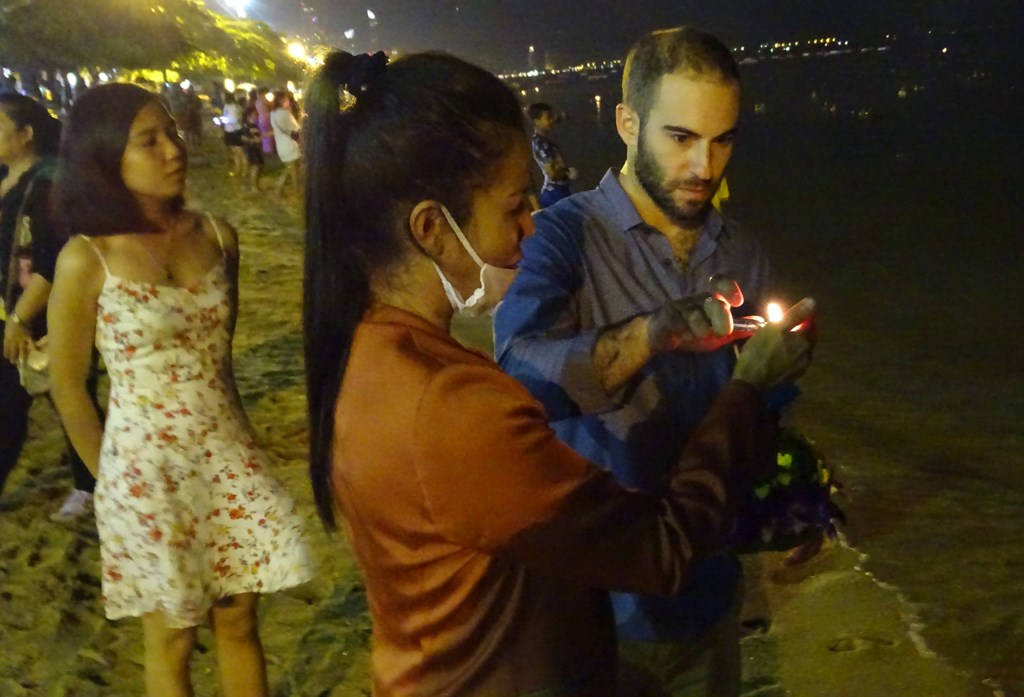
[
  {"left": 78, "top": 234, "right": 111, "bottom": 277},
  {"left": 206, "top": 213, "right": 226, "bottom": 258}
]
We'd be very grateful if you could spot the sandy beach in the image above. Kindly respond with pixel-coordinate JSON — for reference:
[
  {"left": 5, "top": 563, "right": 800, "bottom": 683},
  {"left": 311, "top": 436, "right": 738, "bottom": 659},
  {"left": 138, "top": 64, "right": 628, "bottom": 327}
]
[{"left": 0, "top": 147, "right": 987, "bottom": 696}]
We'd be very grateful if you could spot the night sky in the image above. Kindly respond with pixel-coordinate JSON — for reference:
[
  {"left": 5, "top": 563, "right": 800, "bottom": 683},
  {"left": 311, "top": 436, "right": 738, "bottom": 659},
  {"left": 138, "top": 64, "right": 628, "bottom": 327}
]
[{"left": 243, "top": 0, "right": 1021, "bottom": 71}]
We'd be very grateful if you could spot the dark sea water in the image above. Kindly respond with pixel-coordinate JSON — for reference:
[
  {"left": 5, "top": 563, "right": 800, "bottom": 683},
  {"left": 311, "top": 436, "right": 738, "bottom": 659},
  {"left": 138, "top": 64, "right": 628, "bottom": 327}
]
[{"left": 511, "top": 30, "right": 1024, "bottom": 696}]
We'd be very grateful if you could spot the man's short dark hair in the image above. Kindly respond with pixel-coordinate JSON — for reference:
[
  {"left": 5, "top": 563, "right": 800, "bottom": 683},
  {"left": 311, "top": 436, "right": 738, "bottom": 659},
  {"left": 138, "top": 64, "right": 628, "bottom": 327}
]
[
  {"left": 622, "top": 26, "right": 740, "bottom": 120},
  {"left": 527, "top": 102, "right": 553, "bottom": 121}
]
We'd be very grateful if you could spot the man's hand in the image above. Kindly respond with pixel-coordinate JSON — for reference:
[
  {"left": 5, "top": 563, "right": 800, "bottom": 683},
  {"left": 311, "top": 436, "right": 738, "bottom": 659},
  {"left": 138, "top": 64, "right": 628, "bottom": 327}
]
[
  {"left": 647, "top": 275, "right": 746, "bottom": 353},
  {"left": 595, "top": 276, "right": 748, "bottom": 394}
]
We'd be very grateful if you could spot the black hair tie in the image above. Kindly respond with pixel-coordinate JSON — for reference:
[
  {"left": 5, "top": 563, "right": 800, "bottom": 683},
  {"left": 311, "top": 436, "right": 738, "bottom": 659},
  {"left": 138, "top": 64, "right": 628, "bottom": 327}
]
[
  {"left": 347, "top": 51, "right": 388, "bottom": 94},
  {"left": 329, "top": 51, "right": 387, "bottom": 112}
]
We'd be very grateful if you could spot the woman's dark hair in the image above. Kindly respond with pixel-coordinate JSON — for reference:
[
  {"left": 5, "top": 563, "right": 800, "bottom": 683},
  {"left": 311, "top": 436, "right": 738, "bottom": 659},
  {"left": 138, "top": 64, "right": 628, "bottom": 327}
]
[
  {"left": 272, "top": 90, "right": 289, "bottom": 110},
  {"left": 0, "top": 91, "right": 62, "bottom": 157},
  {"left": 52, "top": 83, "right": 183, "bottom": 237},
  {"left": 303, "top": 51, "right": 526, "bottom": 529}
]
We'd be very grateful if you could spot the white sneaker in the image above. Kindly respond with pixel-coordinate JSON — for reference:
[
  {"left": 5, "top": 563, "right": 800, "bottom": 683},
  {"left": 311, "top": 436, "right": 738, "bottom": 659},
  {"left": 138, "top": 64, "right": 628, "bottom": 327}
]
[{"left": 51, "top": 489, "right": 94, "bottom": 522}]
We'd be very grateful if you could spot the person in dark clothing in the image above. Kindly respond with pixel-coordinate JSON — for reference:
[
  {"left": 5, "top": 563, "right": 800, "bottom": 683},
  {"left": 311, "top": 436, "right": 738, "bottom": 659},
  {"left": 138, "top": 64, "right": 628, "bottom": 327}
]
[
  {"left": 528, "top": 102, "right": 577, "bottom": 207},
  {"left": 175, "top": 86, "right": 203, "bottom": 151},
  {"left": 0, "top": 91, "right": 99, "bottom": 519},
  {"left": 240, "top": 100, "right": 265, "bottom": 192}
]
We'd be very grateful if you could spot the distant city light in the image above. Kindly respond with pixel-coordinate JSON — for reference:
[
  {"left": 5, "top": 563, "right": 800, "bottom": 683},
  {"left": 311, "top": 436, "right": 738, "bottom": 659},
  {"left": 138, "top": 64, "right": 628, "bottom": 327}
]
[
  {"left": 66, "top": 73, "right": 78, "bottom": 88},
  {"left": 180, "top": 79, "right": 192, "bottom": 90},
  {"left": 367, "top": 9, "right": 376, "bottom": 20},
  {"left": 98, "top": 72, "right": 109, "bottom": 82},
  {"left": 344, "top": 28, "right": 356, "bottom": 40},
  {"left": 493, "top": 29, "right": 948, "bottom": 81}
]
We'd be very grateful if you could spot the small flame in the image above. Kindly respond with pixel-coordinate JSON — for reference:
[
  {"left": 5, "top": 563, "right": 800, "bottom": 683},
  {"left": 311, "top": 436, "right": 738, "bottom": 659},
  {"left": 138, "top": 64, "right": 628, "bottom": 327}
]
[{"left": 766, "top": 302, "right": 784, "bottom": 323}]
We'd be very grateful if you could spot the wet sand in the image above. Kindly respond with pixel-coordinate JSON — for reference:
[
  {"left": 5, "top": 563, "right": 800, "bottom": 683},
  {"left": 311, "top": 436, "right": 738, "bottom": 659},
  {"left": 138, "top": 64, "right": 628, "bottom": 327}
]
[{"left": 0, "top": 147, "right": 986, "bottom": 695}]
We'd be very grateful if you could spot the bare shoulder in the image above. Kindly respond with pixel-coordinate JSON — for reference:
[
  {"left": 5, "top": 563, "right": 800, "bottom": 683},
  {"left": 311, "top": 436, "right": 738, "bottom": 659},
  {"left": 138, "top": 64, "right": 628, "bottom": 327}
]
[
  {"left": 56, "top": 236, "right": 102, "bottom": 276},
  {"left": 54, "top": 236, "right": 105, "bottom": 296},
  {"left": 196, "top": 211, "right": 239, "bottom": 257}
]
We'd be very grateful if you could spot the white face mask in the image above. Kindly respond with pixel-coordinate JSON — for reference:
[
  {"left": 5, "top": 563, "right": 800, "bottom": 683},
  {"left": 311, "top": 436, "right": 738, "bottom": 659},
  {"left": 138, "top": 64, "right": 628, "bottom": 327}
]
[{"left": 432, "top": 205, "right": 518, "bottom": 318}]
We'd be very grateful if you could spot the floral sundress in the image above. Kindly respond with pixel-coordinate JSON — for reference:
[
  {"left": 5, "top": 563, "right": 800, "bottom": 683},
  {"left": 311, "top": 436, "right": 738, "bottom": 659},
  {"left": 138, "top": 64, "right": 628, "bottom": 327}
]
[{"left": 81, "top": 225, "right": 313, "bottom": 628}]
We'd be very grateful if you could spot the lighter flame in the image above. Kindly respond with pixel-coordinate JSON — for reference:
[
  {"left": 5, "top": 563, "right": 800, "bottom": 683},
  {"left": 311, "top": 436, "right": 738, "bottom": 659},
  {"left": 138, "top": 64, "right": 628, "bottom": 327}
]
[{"left": 766, "top": 302, "right": 783, "bottom": 323}]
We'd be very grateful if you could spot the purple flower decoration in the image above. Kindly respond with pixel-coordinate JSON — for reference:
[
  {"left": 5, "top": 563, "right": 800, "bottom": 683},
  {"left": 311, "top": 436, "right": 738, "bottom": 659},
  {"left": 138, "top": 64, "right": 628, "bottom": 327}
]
[{"left": 731, "top": 428, "right": 845, "bottom": 551}]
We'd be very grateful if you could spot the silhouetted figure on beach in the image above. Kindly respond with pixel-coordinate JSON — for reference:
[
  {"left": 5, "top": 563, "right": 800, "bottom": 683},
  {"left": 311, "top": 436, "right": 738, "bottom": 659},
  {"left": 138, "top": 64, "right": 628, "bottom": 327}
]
[{"left": 528, "top": 102, "right": 577, "bottom": 207}]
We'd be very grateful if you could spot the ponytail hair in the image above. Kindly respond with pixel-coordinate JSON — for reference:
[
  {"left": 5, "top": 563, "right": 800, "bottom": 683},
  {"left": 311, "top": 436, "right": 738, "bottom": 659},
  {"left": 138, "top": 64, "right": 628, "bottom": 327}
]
[
  {"left": 303, "top": 51, "right": 525, "bottom": 530},
  {"left": 303, "top": 52, "right": 375, "bottom": 530}
]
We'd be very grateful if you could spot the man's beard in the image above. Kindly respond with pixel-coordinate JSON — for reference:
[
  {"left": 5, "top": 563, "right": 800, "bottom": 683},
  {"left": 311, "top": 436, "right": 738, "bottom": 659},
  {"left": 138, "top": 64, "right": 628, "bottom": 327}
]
[{"left": 635, "top": 127, "right": 717, "bottom": 227}]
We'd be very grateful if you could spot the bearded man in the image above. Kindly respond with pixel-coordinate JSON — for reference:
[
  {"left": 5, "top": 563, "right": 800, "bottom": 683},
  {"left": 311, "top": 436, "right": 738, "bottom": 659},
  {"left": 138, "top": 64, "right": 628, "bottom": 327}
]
[{"left": 495, "top": 26, "right": 775, "bottom": 697}]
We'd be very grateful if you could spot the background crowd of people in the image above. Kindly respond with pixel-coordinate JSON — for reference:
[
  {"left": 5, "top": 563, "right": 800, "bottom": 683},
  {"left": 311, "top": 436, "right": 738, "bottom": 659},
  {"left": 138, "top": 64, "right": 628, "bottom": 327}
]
[{"left": 214, "top": 86, "right": 305, "bottom": 196}]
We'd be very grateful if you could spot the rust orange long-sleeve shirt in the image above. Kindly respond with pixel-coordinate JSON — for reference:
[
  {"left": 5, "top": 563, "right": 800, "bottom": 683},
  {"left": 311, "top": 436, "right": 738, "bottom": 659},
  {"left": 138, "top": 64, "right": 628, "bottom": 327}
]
[{"left": 332, "top": 304, "right": 776, "bottom": 696}]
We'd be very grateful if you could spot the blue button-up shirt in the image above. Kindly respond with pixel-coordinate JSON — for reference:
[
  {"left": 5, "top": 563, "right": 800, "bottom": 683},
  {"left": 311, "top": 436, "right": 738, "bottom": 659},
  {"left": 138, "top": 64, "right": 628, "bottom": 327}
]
[{"left": 494, "top": 169, "right": 774, "bottom": 641}]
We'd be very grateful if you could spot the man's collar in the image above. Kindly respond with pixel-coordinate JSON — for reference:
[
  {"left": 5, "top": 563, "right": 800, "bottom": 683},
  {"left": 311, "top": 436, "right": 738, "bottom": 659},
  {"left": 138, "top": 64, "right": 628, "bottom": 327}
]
[{"left": 596, "top": 168, "right": 725, "bottom": 240}]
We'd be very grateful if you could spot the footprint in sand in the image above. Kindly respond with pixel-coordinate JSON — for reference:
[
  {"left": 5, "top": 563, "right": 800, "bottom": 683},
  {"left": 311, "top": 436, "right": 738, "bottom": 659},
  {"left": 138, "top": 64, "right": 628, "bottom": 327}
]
[{"left": 828, "top": 634, "right": 897, "bottom": 652}]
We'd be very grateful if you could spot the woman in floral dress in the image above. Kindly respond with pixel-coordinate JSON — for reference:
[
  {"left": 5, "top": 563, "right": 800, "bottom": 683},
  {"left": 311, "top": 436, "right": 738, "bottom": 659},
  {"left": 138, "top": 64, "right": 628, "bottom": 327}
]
[{"left": 48, "top": 83, "right": 312, "bottom": 697}]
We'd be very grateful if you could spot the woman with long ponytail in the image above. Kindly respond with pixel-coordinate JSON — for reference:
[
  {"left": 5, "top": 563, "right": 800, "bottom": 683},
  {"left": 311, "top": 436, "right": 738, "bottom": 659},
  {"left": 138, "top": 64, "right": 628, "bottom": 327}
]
[
  {"left": 302, "top": 51, "right": 814, "bottom": 696},
  {"left": 303, "top": 51, "right": 373, "bottom": 529}
]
